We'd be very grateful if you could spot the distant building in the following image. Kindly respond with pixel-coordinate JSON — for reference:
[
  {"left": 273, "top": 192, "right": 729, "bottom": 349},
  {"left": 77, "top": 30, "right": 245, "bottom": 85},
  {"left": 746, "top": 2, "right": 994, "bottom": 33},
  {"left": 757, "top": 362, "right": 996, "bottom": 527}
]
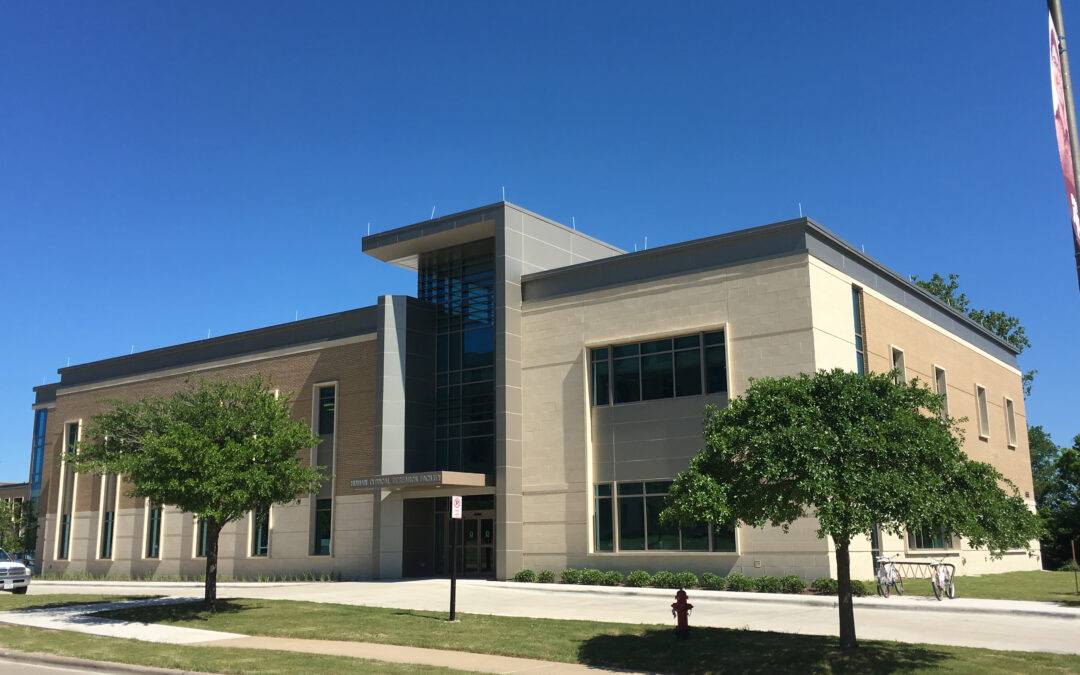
[{"left": 29, "top": 202, "right": 1039, "bottom": 581}]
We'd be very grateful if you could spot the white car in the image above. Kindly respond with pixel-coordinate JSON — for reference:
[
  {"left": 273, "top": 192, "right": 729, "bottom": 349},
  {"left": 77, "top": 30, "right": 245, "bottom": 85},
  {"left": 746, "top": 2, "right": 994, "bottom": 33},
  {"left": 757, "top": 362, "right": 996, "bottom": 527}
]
[{"left": 0, "top": 549, "right": 29, "bottom": 594}]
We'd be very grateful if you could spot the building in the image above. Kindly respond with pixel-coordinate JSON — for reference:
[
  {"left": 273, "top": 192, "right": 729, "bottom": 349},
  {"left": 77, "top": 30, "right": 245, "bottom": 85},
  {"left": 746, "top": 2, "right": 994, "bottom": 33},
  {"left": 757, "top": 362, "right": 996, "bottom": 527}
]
[{"left": 29, "top": 202, "right": 1039, "bottom": 581}]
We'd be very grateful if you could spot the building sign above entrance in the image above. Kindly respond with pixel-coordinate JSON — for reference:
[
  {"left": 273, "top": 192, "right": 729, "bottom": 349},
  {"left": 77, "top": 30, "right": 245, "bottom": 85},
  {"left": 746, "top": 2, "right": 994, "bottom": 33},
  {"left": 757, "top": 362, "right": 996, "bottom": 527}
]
[{"left": 348, "top": 470, "right": 490, "bottom": 491}]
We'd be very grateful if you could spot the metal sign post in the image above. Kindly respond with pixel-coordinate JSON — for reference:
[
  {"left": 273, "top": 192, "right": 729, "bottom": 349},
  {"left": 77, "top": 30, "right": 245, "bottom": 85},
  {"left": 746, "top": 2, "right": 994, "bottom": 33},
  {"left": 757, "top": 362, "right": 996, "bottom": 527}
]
[{"left": 449, "top": 495, "right": 462, "bottom": 621}]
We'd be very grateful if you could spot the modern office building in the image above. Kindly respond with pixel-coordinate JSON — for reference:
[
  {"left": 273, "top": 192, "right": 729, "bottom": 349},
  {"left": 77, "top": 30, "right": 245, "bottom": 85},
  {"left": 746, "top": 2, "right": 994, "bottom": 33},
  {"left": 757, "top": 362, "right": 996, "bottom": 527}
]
[{"left": 29, "top": 202, "right": 1040, "bottom": 582}]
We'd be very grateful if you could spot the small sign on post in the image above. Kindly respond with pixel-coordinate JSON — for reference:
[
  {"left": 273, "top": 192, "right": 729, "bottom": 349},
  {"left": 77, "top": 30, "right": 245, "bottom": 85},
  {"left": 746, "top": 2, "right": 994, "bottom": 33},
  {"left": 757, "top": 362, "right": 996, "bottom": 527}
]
[{"left": 450, "top": 495, "right": 462, "bottom": 621}]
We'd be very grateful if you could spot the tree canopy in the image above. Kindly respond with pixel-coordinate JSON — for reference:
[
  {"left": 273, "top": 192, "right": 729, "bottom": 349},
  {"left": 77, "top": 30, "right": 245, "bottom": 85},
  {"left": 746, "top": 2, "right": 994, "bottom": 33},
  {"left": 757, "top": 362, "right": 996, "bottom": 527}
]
[
  {"left": 73, "top": 375, "right": 325, "bottom": 610},
  {"left": 0, "top": 499, "right": 32, "bottom": 554},
  {"left": 914, "top": 273, "right": 1035, "bottom": 396},
  {"left": 1028, "top": 426, "right": 1061, "bottom": 508},
  {"left": 1038, "top": 433, "right": 1080, "bottom": 570},
  {"left": 662, "top": 368, "right": 1042, "bottom": 650}
]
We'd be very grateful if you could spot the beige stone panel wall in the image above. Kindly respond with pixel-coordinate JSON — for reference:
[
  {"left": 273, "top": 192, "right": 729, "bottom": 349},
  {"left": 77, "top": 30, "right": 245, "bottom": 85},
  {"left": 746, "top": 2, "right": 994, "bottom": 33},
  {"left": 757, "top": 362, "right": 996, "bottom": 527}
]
[
  {"left": 39, "top": 339, "right": 376, "bottom": 575},
  {"left": 807, "top": 258, "right": 862, "bottom": 371},
  {"left": 520, "top": 254, "right": 821, "bottom": 573}
]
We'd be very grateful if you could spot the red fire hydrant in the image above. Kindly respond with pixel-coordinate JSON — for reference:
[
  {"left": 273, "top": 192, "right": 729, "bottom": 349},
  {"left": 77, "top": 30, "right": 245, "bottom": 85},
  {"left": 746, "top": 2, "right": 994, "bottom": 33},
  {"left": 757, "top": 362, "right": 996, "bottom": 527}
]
[{"left": 671, "top": 588, "right": 693, "bottom": 639}]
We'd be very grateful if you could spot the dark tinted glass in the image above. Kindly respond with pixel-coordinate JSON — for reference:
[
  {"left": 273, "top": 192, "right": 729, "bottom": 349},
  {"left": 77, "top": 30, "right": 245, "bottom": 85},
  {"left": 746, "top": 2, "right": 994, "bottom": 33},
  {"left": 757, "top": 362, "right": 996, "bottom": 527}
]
[
  {"left": 681, "top": 523, "right": 710, "bottom": 551},
  {"left": 641, "top": 338, "right": 672, "bottom": 354},
  {"left": 613, "top": 357, "right": 640, "bottom": 403},
  {"left": 674, "top": 335, "right": 700, "bottom": 350},
  {"left": 646, "top": 495, "right": 680, "bottom": 550},
  {"left": 704, "top": 330, "right": 725, "bottom": 346},
  {"left": 713, "top": 524, "right": 736, "bottom": 552},
  {"left": 645, "top": 481, "right": 672, "bottom": 494},
  {"left": 318, "top": 386, "right": 336, "bottom": 434},
  {"left": 618, "top": 495, "right": 645, "bottom": 550},
  {"left": 462, "top": 327, "right": 494, "bottom": 368},
  {"left": 618, "top": 482, "right": 643, "bottom": 496},
  {"left": 594, "top": 483, "right": 612, "bottom": 497},
  {"left": 641, "top": 353, "right": 673, "bottom": 400},
  {"left": 674, "top": 349, "right": 702, "bottom": 396},
  {"left": 592, "top": 359, "right": 610, "bottom": 406},
  {"left": 612, "top": 344, "right": 639, "bottom": 358},
  {"left": 705, "top": 346, "right": 727, "bottom": 394},
  {"left": 595, "top": 495, "right": 613, "bottom": 551},
  {"left": 591, "top": 348, "right": 609, "bottom": 361}
]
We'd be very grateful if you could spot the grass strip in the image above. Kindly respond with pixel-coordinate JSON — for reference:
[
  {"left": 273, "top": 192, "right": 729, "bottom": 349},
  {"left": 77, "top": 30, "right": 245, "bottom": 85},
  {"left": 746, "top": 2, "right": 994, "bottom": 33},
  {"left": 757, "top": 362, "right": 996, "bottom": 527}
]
[
  {"left": 97, "top": 597, "right": 1080, "bottom": 674},
  {"left": 888, "top": 570, "right": 1080, "bottom": 606},
  {"left": 0, "top": 625, "right": 463, "bottom": 674}
]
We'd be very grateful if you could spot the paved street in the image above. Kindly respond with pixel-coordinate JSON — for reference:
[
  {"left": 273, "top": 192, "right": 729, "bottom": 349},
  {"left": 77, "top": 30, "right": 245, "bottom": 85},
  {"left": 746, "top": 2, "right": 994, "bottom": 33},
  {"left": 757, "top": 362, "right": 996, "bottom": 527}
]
[{"left": 17, "top": 578, "right": 1080, "bottom": 655}]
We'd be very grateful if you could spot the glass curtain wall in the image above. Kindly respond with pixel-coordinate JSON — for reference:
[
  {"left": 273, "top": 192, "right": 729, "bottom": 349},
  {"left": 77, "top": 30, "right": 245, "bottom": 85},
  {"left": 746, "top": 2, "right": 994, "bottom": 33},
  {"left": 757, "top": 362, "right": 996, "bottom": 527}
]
[{"left": 419, "top": 240, "right": 496, "bottom": 475}]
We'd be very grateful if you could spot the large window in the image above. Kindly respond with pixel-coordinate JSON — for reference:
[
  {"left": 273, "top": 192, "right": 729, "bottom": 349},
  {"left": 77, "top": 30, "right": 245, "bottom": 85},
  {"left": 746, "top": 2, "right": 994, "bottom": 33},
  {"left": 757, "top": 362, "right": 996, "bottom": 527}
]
[
  {"left": 908, "top": 525, "right": 953, "bottom": 550},
  {"left": 590, "top": 331, "right": 726, "bottom": 407},
  {"left": 312, "top": 383, "right": 336, "bottom": 555},
  {"left": 251, "top": 505, "right": 269, "bottom": 557},
  {"left": 57, "top": 421, "right": 79, "bottom": 560},
  {"left": 852, "top": 287, "right": 867, "bottom": 375},
  {"left": 146, "top": 502, "right": 162, "bottom": 559},
  {"left": 594, "top": 481, "right": 735, "bottom": 553}
]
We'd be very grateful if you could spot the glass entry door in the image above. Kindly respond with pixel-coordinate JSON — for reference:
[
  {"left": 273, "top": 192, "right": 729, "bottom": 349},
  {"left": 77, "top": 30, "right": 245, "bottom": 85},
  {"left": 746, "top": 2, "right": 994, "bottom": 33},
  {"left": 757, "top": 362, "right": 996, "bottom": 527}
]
[{"left": 448, "top": 509, "right": 495, "bottom": 577}]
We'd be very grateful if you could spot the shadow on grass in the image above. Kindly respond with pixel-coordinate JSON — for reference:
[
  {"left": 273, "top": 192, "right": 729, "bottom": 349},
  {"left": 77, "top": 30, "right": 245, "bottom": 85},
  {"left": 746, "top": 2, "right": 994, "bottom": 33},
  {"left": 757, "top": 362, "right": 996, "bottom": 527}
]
[
  {"left": 1050, "top": 593, "right": 1080, "bottom": 608},
  {"left": 96, "top": 599, "right": 248, "bottom": 623},
  {"left": 389, "top": 610, "right": 446, "bottom": 622},
  {"left": 578, "top": 627, "right": 953, "bottom": 674},
  {"left": 5, "top": 596, "right": 161, "bottom": 612}
]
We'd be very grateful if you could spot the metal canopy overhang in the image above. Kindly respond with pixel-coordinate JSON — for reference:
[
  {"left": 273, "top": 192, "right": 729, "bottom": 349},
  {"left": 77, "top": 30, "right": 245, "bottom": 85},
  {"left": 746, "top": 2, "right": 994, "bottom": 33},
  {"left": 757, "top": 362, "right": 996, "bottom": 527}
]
[{"left": 348, "top": 470, "right": 491, "bottom": 492}]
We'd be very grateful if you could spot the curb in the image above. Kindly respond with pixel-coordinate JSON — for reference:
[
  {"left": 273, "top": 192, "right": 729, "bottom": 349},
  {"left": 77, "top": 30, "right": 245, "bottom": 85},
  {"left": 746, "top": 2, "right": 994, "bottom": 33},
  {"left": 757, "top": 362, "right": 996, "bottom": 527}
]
[{"left": 0, "top": 647, "right": 192, "bottom": 674}]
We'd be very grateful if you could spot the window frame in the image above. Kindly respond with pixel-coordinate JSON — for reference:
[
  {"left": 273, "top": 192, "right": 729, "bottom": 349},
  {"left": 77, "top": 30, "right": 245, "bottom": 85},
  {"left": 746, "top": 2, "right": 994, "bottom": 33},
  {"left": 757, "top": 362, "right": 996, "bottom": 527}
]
[
  {"left": 144, "top": 499, "right": 163, "bottom": 560},
  {"left": 852, "top": 286, "right": 868, "bottom": 375},
  {"left": 933, "top": 365, "right": 949, "bottom": 415},
  {"left": 310, "top": 381, "right": 338, "bottom": 557},
  {"left": 890, "top": 346, "right": 906, "bottom": 384},
  {"left": 594, "top": 480, "right": 737, "bottom": 554},
  {"left": 1004, "top": 396, "right": 1017, "bottom": 449},
  {"left": 97, "top": 472, "right": 119, "bottom": 560},
  {"left": 975, "top": 384, "right": 990, "bottom": 440},
  {"left": 55, "top": 420, "right": 81, "bottom": 561},
  {"left": 906, "top": 525, "right": 956, "bottom": 552}
]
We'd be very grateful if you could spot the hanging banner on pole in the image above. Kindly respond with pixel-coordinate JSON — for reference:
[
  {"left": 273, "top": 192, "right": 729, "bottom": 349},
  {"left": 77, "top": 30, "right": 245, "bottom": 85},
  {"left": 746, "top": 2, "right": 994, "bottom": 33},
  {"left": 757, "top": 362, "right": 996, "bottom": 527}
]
[{"left": 1049, "top": 10, "right": 1080, "bottom": 289}]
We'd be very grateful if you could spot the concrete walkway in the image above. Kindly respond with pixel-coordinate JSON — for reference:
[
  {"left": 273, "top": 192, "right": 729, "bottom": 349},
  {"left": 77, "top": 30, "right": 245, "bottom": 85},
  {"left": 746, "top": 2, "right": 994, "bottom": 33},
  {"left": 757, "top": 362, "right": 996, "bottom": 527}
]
[{"left": 3, "top": 578, "right": 1079, "bottom": 673}]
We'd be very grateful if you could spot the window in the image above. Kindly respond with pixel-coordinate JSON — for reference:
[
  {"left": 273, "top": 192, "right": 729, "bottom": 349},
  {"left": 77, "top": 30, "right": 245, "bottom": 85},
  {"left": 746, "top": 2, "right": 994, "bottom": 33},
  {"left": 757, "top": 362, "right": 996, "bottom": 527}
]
[
  {"left": 251, "top": 505, "right": 269, "bottom": 557},
  {"left": 890, "top": 347, "right": 905, "bottom": 384},
  {"left": 598, "top": 481, "right": 735, "bottom": 552},
  {"left": 146, "top": 502, "right": 162, "bottom": 559},
  {"left": 908, "top": 525, "right": 953, "bottom": 550},
  {"left": 312, "top": 383, "right": 336, "bottom": 555},
  {"left": 99, "top": 473, "right": 118, "bottom": 559},
  {"left": 852, "top": 287, "right": 867, "bottom": 375},
  {"left": 590, "top": 331, "right": 725, "bottom": 406},
  {"left": 1004, "top": 397, "right": 1017, "bottom": 448},
  {"left": 976, "top": 385, "right": 990, "bottom": 439},
  {"left": 57, "top": 422, "right": 79, "bottom": 560},
  {"left": 934, "top": 366, "right": 949, "bottom": 414},
  {"left": 313, "top": 499, "right": 332, "bottom": 555},
  {"left": 195, "top": 518, "right": 208, "bottom": 558}
]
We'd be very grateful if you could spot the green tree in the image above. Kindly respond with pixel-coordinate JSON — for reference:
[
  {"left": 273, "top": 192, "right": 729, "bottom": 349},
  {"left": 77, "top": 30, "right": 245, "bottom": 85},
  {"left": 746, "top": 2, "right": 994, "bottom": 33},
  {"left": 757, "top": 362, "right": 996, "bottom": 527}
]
[
  {"left": 1039, "top": 435, "right": 1080, "bottom": 569},
  {"left": 0, "top": 499, "right": 32, "bottom": 553},
  {"left": 73, "top": 375, "right": 324, "bottom": 611},
  {"left": 1028, "top": 426, "right": 1061, "bottom": 508},
  {"left": 661, "top": 369, "right": 1042, "bottom": 650},
  {"left": 914, "top": 273, "right": 1035, "bottom": 396}
]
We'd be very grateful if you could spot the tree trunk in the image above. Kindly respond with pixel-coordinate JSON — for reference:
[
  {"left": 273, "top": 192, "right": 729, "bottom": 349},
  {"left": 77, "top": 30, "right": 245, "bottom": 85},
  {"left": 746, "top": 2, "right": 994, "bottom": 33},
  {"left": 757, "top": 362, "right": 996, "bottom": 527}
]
[
  {"left": 204, "top": 518, "right": 223, "bottom": 612},
  {"left": 835, "top": 538, "right": 858, "bottom": 650}
]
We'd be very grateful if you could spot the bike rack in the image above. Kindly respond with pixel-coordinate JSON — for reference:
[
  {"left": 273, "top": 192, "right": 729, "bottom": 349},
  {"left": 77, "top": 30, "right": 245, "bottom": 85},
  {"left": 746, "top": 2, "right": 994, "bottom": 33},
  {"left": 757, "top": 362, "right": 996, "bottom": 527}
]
[{"left": 887, "top": 560, "right": 956, "bottom": 579}]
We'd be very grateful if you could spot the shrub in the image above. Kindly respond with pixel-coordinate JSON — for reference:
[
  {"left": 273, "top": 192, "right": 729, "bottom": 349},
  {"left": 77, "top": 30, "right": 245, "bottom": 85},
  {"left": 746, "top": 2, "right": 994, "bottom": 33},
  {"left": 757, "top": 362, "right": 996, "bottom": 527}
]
[
  {"left": 602, "top": 570, "right": 623, "bottom": 586},
  {"left": 537, "top": 570, "right": 556, "bottom": 583},
  {"left": 675, "top": 572, "right": 699, "bottom": 588},
  {"left": 849, "top": 580, "right": 870, "bottom": 597},
  {"left": 514, "top": 569, "right": 536, "bottom": 583},
  {"left": 780, "top": 575, "right": 807, "bottom": 594},
  {"left": 626, "top": 570, "right": 652, "bottom": 587},
  {"left": 725, "top": 573, "right": 755, "bottom": 592},
  {"left": 701, "top": 572, "right": 726, "bottom": 591},
  {"left": 811, "top": 577, "right": 838, "bottom": 595},
  {"left": 651, "top": 570, "right": 679, "bottom": 588},
  {"left": 581, "top": 568, "right": 604, "bottom": 585},
  {"left": 1060, "top": 560, "right": 1080, "bottom": 572},
  {"left": 754, "top": 575, "right": 783, "bottom": 593},
  {"left": 561, "top": 568, "right": 582, "bottom": 584}
]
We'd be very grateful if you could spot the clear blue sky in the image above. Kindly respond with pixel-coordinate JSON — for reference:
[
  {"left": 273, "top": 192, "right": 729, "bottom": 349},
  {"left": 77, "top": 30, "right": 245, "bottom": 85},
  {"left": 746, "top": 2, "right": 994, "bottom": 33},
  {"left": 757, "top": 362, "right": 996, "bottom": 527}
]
[{"left": 2, "top": 1, "right": 1077, "bottom": 480}]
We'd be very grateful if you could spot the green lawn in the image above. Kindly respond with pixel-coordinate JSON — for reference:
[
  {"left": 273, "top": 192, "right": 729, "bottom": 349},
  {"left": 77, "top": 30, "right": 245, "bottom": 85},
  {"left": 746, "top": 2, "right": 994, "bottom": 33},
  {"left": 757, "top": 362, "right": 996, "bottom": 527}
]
[
  {"left": 96, "top": 597, "right": 1080, "bottom": 674},
  {"left": 889, "top": 570, "right": 1080, "bottom": 606}
]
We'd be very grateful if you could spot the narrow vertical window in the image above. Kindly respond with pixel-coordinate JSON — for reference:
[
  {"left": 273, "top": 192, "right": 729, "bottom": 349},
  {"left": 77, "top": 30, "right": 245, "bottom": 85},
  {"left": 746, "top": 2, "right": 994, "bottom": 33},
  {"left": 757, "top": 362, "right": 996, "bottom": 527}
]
[
  {"left": 852, "top": 287, "right": 867, "bottom": 375},
  {"left": 976, "top": 385, "right": 990, "bottom": 439},
  {"left": 195, "top": 517, "right": 208, "bottom": 558},
  {"left": 934, "top": 366, "right": 949, "bottom": 414},
  {"left": 146, "top": 502, "right": 162, "bottom": 559},
  {"left": 590, "top": 349, "right": 610, "bottom": 406},
  {"left": 1004, "top": 398, "right": 1017, "bottom": 448},
  {"left": 99, "top": 473, "right": 118, "bottom": 559},
  {"left": 593, "top": 484, "right": 613, "bottom": 552},
  {"left": 251, "top": 505, "right": 269, "bottom": 557},
  {"left": 57, "top": 422, "right": 79, "bottom": 560},
  {"left": 312, "top": 383, "right": 336, "bottom": 555},
  {"left": 890, "top": 347, "right": 906, "bottom": 384},
  {"left": 704, "top": 331, "right": 728, "bottom": 394}
]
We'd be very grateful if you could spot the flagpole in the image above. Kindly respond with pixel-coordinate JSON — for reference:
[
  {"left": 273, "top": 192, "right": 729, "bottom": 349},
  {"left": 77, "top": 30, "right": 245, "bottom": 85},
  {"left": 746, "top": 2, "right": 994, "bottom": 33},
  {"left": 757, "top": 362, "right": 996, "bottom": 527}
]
[{"left": 1049, "top": 0, "right": 1080, "bottom": 289}]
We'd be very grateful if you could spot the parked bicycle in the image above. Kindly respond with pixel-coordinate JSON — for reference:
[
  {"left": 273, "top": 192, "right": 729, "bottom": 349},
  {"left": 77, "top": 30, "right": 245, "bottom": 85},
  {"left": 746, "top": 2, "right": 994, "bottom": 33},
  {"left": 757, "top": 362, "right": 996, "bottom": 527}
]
[
  {"left": 875, "top": 555, "right": 904, "bottom": 598},
  {"left": 929, "top": 559, "right": 955, "bottom": 600}
]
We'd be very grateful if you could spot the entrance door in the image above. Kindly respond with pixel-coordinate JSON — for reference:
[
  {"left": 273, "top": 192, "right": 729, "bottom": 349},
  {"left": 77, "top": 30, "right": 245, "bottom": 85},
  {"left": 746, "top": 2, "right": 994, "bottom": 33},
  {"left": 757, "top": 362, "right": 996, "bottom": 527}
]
[{"left": 448, "top": 509, "right": 495, "bottom": 577}]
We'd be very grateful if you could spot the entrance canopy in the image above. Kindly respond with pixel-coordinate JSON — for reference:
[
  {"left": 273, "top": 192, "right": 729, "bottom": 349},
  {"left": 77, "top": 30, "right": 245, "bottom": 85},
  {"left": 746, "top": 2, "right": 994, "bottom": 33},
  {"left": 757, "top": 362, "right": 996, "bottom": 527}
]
[{"left": 348, "top": 470, "right": 490, "bottom": 492}]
